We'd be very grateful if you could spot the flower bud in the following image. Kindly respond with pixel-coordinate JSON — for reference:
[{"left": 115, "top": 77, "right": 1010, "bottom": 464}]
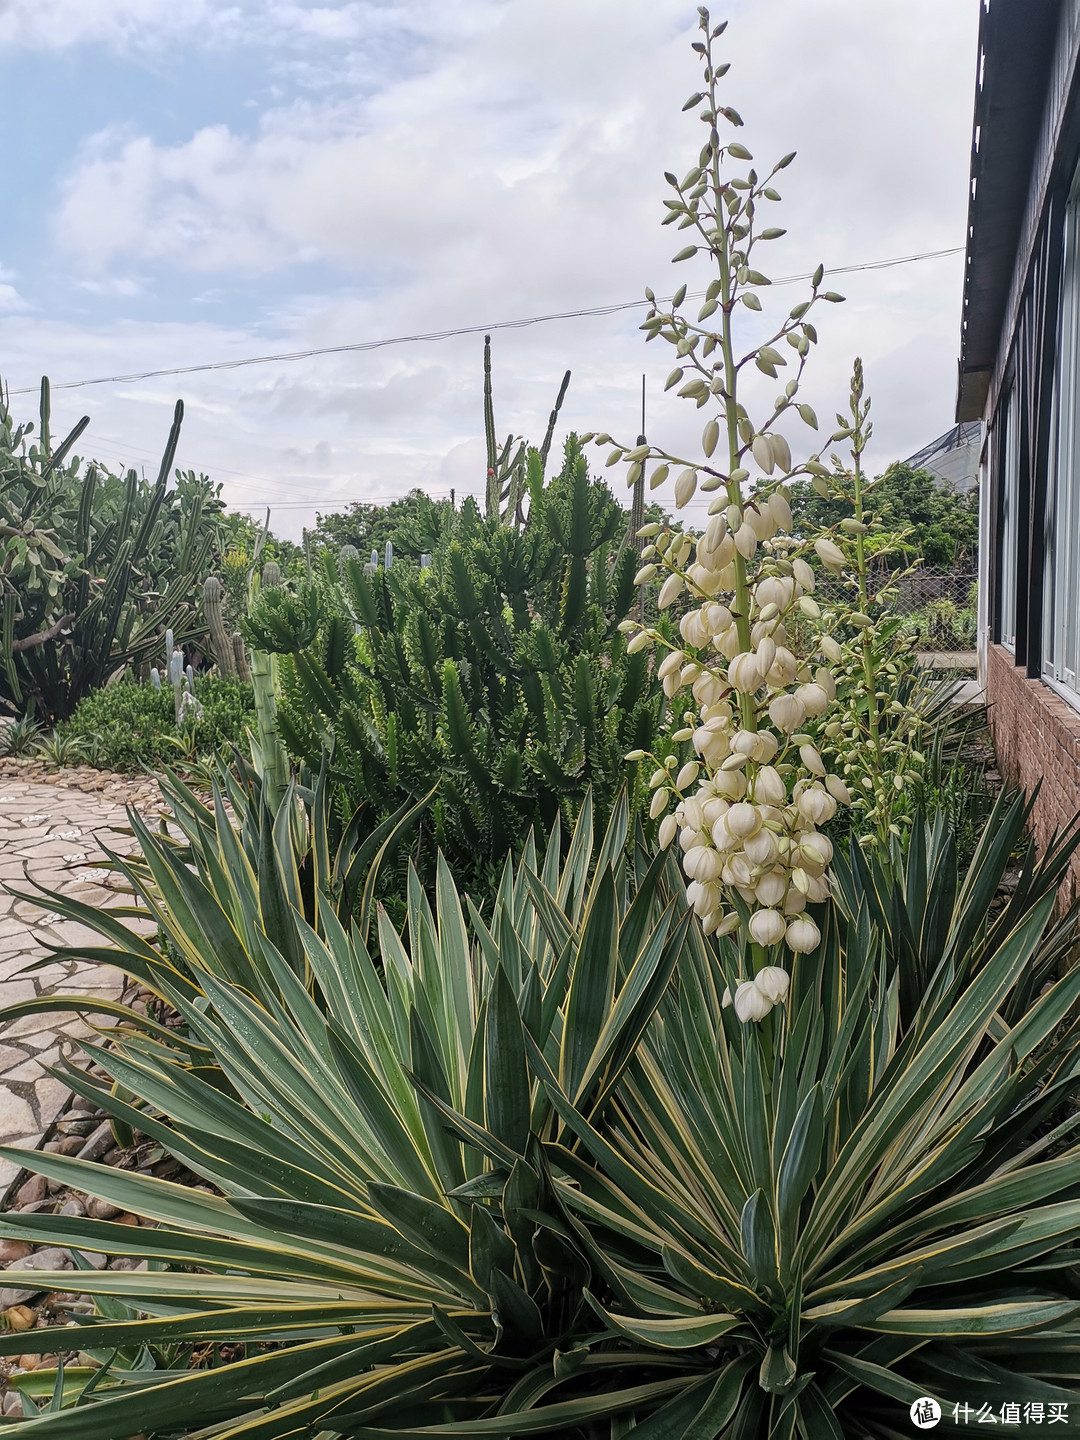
[
  {"left": 769, "top": 490, "right": 793, "bottom": 530},
  {"left": 825, "top": 774, "right": 852, "bottom": 805},
  {"left": 756, "top": 636, "right": 777, "bottom": 674},
  {"left": 658, "top": 813, "right": 677, "bottom": 848},
  {"left": 755, "top": 964, "right": 790, "bottom": 1002},
  {"left": 814, "top": 537, "right": 845, "bottom": 574},
  {"left": 793, "top": 558, "right": 815, "bottom": 592},
  {"left": 734, "top": 979, "right": 773, "bottom": 1023},
  {"left": 675, "top": 468, "right": 698, "bottom": 508},
  {"left": 658, "top": 649, "right": 684, "bottom": 680},
  {"left": 712, "top": 768, "right": 748, "bottom": 799},
  {"left": 627, "top": 631, "right": 653, "bottom": 654},
  {"left": 814, "top": 668, "right": 837, "bottom": 700},
  {"left": 675, "top": 761, "right": 700, "bottom": 792},
  {"left": 785, "top": 917, "right": 821, "bottom": 953},
  {"left": 799, "top": 743, "right": 826, "bottom": 776},
  {"left": 820, "top": 635, "right": 842, "bottom": 664},
  {"left": 658, "top": 572, "right": 684, "bottom": 608},
  {"left": 734, "top": 524, "right": 758, "bottom": 559},
  {"left": 649, "top": 789, "right": 669, "bottom": 819},
  {"left": 634, "top": 563, "right": 658, "bottom": 585},
  {"left": 749, "top": 908, "right": 786, "bottom": 947},
  {"left": 681, "top": 797, "right": 704, "bottom": 831}
]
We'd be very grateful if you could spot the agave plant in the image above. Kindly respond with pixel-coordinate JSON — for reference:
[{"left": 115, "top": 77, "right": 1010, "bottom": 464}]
[{"left": 0, "top": 794, "right": 707, "bottom": 1435}]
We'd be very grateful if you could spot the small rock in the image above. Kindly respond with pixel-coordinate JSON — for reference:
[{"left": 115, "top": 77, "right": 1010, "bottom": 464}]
[
  {"left": 45, "top": 1178, "right": 65, "bottom": 1194},
  {"left": 101, "top": 1149, "right": 126, "bottom": 1167},
  {"left": 14, "top": 1176, "right": 46, "bottom": 1207},
  {"left": 59, "top": 1199, "right": 86, "bottom": 1218},
  {"left": 9, "top": 1247, "right": 73, "bottom": 1274},
  {"left": 0, "top": 1241, "right": 33, "bottom": 1264},
  {"left": 42, "top": 1142, "right": 64, "bottom": 1154},
  {"left": 55, "top": 1136, "right": 85, "bottom": 1156},
  {"left": 0, "top": 1286, "right": 35, "bottom": 1306},
  {"left": 76, "top": 1122, "right": 115, "bottom": 1163},
  {"left": 16, "top": 1200, "right": 57, "bottom": 1215},
  {"left": 114, "top": 1213, "right": 141, "bottom": 1226},
  {"left": 86, "top": 1197, "right": 122, "bottom": 1221},
  {"left": 72, "top": 1250, "right": 108, "bottom": 1271},
  {"left": 2, "top": 1390, "right": 24, "bottom": 1415},
  {"left": 56, "top": 1118, "right": 97, "bottom": 1138}
]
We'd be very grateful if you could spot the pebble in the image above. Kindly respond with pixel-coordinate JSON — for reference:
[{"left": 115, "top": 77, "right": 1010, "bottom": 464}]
[
  {"left": 59, "top": 1198, "right": 86, "bottom": 1217},
  {"left": 77, "top": 1122, "right": 116, "bottom": 1162},
  {"left": 86, "top": 1197, "right": 122, "bottom": 1221},
  {"left": 14, "top": 1177, "right": 46, "bottom": 1207},
  {"left": 72, "top": 1250, "right": 108, "bottom": 1271},
  {"left": 2, "top": 1391, "right": 24, "bottom": 1415},
  {"left": 0, "top": 1241, "right": 33, "bottom": 1264}
]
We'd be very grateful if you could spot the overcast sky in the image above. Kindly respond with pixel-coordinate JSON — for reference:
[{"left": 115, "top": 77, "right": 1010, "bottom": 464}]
[{"left": 1, "top": 0, "right": 980, "bottom": 540}]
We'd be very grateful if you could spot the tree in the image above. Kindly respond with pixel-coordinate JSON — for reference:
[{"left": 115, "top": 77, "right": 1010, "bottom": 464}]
[
  {"left": 303, "top": 488, "right": 457, "bottom": 563},
  {"left": 789, "top": 463, "right": 978, "bottom": 568}
]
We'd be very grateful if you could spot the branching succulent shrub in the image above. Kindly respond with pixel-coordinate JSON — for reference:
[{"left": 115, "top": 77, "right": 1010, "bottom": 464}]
[{"left": 259, "top": 439, "right": 660, "bottom": 898}]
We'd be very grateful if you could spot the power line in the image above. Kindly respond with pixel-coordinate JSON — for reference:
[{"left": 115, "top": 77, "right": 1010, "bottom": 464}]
[{"left": 8, "top": 245, "right": 963, "bottom": 398}]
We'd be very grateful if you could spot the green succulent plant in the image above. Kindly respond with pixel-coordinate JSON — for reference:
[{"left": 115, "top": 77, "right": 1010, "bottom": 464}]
[
  {"left": 269, "top": 439, "right": 659, "bottom": 897},
  {"left": 0, "top": 380, "right": 224, "bottom": 724}
]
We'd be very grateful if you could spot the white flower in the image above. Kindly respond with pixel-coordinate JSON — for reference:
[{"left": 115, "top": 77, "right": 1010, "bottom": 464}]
[
  {"left": 753, "top": 765, "right": 787, "bottom": 807},
  {"left": 676, "top": 761, "right": 700, "bottom": 791},
  {"left": 658, "top": 814, "right": 678, "bottom": 849},
  {"left": 793, "top": 557, "right": 815, "bottom": 592},
  {"left": 769, "top": 489, "right": 794, "bottom": 530},
  {"left": 755, "top": 869, "right": 787, "bottom": 907},
  {"left": 785, "top": 917, "right": 821, "bottom": 952},
  {"left": 658, "top": 649, "right": 684, "bottom": 680},
  {"left": 748, "top": 909, "right": 787, "bottom": 947},
  {"left": 734, "top": 524, "right": 758, "bottom": 559},
  {"left": 797, "top": 786, "right": 837, "bottom": 826},
  {"left": 674, "top": 468, "right": 698, "bottom": 508},
  {"left": 799, "top": 743, "right": 826, "bottom": 777},
  {"left": 680, "top": 609, "right": 709, "bottom": 649},
  {"left": 743, "top": 828, "right": 779, "bottom": 867},
  {"left": 728, "top": 652, "right": 763, "bottom": 693},
  {"left": 769, "top": 693, "right": 806, "bottom": 733},
  {"left": 820, "top": 634, "right": 842, "bottom": 663},
  {"left": 826, "top": 774, "right": 852, "bottom": 805},
  {"left": 649, "top": 789, "right": 669, "bottom": 819},
  {"left": 657, "top": 571, "right": 684, "bottom": 608},
  {"left": 755, "top": 965, "right": 791, "bottom": 1003},
  {"left": 796, "top": 682, "right": 830, "bottom": 718},
  {"left": 734, "top": 980, "right": 773, "bottom": 1023},
  {"left": 726, "top": 802, "right": 762, "bottom": 839},
  {"left": 814, "top": 537, "right": 845, "bottom": 574}
]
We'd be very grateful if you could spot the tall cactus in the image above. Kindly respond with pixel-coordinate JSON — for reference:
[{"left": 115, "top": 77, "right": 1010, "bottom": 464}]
[
  {"left": 203, "top": 576, "right": 234, "bottom": 676},
  {"left": 246, "top": 560, "right": 289, "bottom": 815}
]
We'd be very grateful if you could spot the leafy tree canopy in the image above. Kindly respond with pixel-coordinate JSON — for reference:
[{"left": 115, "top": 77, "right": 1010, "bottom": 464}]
[{"left": 789, "top": 463, "right": 978, "bottom": 569}]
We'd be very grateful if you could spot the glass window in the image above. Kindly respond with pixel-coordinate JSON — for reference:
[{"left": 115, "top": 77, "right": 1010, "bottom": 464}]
[
  {"left": 1044, "top": 175, "right": 1080, "bottom": 698},
  {"left": 1000, "top": 382, "right": 1020, "bottom": 652}
]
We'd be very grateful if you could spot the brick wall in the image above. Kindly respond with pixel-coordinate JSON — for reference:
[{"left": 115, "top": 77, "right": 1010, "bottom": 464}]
[{"left": 985, "top": 643, "right": 1080, "bottom": 903}]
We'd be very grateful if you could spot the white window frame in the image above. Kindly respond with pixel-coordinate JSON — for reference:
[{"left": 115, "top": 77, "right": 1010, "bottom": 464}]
[{"left": 1043, "top": 168, "right": 1080, "bottom": 702}]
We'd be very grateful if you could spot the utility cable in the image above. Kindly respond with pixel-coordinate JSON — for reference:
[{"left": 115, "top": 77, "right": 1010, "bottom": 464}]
[{"left": 8, "top": 244, "right": 963, "bottom": 397}]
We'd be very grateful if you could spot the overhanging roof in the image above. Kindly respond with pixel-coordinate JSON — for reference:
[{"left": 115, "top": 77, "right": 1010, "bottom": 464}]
[{"left": 956, "top": 0, "right": 1063, "bottom": 422}]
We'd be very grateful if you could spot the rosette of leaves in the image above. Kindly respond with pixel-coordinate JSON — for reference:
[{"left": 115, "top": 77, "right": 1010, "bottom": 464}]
[
  {"left": 1, "top": 379, "right": 223, "bottom": 723},
  {"left": 271, "top": 440, "right": 658, "bottom": 897},
  {"left": 0, "top": 794, "right": 703, "bottom": 1436}
]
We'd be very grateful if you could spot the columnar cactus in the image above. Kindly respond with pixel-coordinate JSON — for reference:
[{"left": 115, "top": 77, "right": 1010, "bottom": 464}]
[
  {"left": 231, "top": 632, "right": 251, "bottom": 683},
  {"left": 203, "top": 576, "right": 234, "bottom": 677}
]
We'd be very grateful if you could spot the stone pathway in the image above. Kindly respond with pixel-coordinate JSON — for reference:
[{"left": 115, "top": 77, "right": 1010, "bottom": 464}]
[{"left": 0, "top": 779, "right": 164, "bottom": 1198}]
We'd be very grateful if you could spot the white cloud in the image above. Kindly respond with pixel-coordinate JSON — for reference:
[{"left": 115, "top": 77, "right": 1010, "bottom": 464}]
[{"left": 8, "top": 0, "right": 981, "bottom": 537}]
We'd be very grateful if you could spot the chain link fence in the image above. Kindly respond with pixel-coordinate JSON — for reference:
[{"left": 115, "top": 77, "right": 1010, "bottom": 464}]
[{"left": 813, "top": 568, "right": 978, "bottom": 652}]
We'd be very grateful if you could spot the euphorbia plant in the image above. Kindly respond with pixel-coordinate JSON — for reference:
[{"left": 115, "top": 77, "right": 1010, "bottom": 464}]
[{"left": 600, "top": 8, "right": 922, "bottom": 1004}]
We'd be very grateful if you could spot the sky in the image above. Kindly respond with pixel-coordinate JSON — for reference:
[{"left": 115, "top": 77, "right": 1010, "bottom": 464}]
[{"left": 0, "top": 0, "right": 981, "bottom": 540}]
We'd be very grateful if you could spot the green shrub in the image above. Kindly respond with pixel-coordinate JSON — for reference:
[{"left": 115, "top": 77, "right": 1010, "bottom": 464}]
[
  {"left": 57, "top": 674, "right": 254, "bottom": 771},
  {"left": 253, "top": 438, "right": 661, "bottom": 898}
]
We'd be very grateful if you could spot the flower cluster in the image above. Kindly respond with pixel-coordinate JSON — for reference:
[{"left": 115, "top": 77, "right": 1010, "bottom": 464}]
[{"left": 626, "top": 495, "right": 851, "bottom": 954}]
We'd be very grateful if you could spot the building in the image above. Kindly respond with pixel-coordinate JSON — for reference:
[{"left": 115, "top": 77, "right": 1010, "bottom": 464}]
[
  {"left": 904, "top": 422, "right": 983, "bottom": 495},
  {"left": 960, "top": 0, "right": 1080, "bottom": 896}
]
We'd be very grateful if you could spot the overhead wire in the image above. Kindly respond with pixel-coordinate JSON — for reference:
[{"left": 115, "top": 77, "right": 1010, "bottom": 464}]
[{"left": 8, "top": 244, "right": 963, "bottom": 398}]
